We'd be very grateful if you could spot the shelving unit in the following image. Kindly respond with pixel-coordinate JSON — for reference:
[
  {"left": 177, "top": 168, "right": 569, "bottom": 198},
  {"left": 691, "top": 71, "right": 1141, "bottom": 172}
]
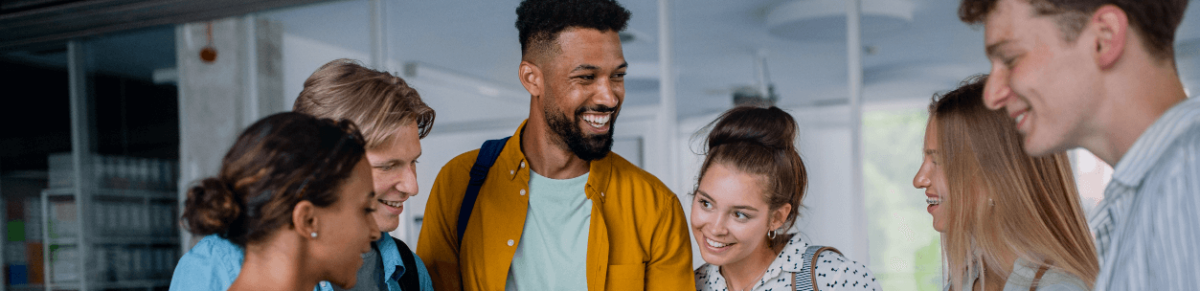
[{"left": 40, "top": 155, "right": 180, "bottom": 291}]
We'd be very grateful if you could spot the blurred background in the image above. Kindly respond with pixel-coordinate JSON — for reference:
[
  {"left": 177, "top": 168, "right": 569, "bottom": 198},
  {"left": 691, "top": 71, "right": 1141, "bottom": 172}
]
[{"left": 1, "top": 0, "right": 1195, "bottom": 290}]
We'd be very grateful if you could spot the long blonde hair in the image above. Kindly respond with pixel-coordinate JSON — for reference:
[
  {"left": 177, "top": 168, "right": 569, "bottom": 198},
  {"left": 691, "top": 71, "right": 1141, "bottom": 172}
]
[{"left": 931, "top": 75, "right": 1098, "bottom": 290}]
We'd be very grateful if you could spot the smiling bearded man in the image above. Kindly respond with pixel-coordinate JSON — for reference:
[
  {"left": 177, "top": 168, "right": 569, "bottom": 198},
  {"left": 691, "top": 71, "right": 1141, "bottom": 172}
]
[{"left": 415, "top": 0, "right": 693, "bottom": 291}]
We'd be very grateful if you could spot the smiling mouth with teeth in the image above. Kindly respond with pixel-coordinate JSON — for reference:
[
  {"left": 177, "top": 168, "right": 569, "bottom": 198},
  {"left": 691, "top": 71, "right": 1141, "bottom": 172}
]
[
  {"left": 706, "top": 238, "right": 734, "bottom": 248},
  {"left": 926, "top": 197, "right": 941, "bottom": 205},
  {"left": 379, "top": 199, "right": 403, "bottom": 208},
  {"left": 582, "top": 114, "right": 611, "bottom": 128}
]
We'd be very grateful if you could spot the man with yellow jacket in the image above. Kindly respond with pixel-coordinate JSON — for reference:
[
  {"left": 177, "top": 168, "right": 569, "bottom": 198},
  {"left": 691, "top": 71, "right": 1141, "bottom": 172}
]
[{"left": 415, "top": 0, "right": 694, "bottom": 290}]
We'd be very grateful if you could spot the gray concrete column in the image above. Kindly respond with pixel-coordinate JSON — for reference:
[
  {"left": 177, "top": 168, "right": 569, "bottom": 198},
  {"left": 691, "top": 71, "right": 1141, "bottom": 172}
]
[{"left": 175, "top": 16, "right": 284, "bottom": 250}]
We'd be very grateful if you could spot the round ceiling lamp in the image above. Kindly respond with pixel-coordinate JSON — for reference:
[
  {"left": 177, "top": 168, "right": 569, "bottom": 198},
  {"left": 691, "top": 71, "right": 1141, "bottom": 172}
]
[{"left": 767, "top": 0, "right": 914, "bottom": 40}]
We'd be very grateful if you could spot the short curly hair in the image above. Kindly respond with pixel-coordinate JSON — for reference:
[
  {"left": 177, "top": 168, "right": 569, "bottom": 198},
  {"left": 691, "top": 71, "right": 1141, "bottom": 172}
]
[
  {"left": 515, "top": 0, "right": 631, "bottom": 58},
  {"left": 958, "top": 0, "right": 1188, "bottom": 61}
]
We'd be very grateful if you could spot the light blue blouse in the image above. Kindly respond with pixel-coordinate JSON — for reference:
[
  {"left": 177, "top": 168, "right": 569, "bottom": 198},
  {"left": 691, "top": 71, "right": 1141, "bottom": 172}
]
[{"left": 168, "top": 233, "right": 434, "bottom": 291}]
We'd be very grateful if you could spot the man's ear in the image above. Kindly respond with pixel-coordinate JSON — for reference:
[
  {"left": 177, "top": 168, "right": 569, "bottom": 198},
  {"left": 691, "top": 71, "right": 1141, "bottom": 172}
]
[
  {"left": 292, "top": 200, "right": 318, "bottom": 239},
  {"left": 1091, "top": 5, "right": 1128, "bottom": 69},
  {"left": 769, "top": 203, "right": 793, "bottom": 231},
  {"left": 519, "top": 60, "right": 544, "bottom": 99}
]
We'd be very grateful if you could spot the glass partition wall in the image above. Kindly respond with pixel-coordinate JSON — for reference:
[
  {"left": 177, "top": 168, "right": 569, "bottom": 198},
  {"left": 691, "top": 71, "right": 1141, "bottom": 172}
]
[
  {"left": 1, "top": 45, "right": 72, "bottom": 291},
  {"left": 0, "top": 25, "right": 179, "bottom": 291}
]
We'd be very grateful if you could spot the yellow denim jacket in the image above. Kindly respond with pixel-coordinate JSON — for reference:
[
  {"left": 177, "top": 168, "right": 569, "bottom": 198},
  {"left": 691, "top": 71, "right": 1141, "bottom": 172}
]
[{"left": 416, "top": 121, "right": 694, "bottom": 291}]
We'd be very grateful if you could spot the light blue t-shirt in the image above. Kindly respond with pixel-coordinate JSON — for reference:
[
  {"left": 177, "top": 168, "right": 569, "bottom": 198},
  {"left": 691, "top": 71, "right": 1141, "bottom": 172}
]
[
  {"left": 504, "top": 171, "right": 591, "bottom": 291},
  {"left": 168, "top": 232, "right": 434, "bottom": 291}
]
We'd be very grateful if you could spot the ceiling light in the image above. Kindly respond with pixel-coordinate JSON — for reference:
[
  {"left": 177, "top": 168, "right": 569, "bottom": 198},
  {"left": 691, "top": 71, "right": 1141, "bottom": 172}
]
[{"left": 766, "top": 0, "right": 914, "bottom": 40}]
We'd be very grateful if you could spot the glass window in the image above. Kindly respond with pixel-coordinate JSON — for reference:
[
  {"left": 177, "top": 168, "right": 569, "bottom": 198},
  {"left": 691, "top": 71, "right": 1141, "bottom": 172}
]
[
  {"left": 1, "top": 45, "right": 72, "bottom": 291},
  {"left": 864, "top": 108, "right": 941, "bottom": 291}
]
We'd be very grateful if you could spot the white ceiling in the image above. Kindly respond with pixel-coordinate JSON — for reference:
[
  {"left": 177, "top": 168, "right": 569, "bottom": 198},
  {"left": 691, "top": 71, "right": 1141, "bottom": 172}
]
[
  {"left": 10, "top": 0, "right": 1198, "bottom": 121},
  {"left": 259, "top": 0, "right": 1199, "bottom": 119}
]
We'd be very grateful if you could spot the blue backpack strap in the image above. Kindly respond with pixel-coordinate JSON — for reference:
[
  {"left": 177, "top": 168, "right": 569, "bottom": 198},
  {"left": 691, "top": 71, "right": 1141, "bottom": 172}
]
[
  {"left": 795, "top": 245, "right": 843, "bottom": 291},
  {"left": 456, "top": 136, "right": 511, "bottom": 248}
]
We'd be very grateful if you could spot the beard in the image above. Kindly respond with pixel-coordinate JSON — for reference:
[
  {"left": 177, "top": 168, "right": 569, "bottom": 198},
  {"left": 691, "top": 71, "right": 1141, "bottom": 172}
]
[{"left": 545, "top": 104, "right": 617, "bottom": 161}]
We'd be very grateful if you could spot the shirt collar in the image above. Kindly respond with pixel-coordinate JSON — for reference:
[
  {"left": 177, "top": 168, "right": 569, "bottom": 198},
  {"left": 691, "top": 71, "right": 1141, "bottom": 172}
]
[
  {"left": 697, "top": 233, "right": 811, "bottom": 288},
  {"left": 502, "top": 120, "right": 615, "bottom": 202},
  {"left": 1110, "top": 96, "right": 1200, "bottom": 189},
  {"left": 376, "top": 232, "right": 406, "bottom": 281},
  {"left": 777, "top": 234, "right": 811, "bottom": 273}
]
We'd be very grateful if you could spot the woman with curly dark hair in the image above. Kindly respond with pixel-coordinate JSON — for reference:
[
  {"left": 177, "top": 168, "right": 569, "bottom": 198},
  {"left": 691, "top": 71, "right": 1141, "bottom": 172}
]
[{"left": 180, "top": 112, "right": 381, "bottom": 291}]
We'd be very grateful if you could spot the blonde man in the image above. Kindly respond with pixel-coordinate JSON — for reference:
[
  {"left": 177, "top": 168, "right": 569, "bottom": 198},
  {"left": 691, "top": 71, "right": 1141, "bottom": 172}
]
[{"left": 172, "top": 59, "right": 436, "bottom": 291}]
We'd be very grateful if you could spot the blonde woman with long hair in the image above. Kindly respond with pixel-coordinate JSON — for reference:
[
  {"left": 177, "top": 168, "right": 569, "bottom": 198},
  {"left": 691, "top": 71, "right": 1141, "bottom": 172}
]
[{"left": 912, "top": 75, "right": 1098, "bottom": 291}]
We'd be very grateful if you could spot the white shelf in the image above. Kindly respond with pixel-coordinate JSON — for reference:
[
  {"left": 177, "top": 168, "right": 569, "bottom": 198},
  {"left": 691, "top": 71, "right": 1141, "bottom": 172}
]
[{"left": 39, "top": 184, "right": 182, "bottom": 291}]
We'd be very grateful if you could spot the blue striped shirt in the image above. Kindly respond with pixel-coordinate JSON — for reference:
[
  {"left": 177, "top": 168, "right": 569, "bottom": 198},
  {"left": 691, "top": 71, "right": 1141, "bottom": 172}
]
[{"left": 1089, "top": 96, "right": 1200, "bottom": 291}]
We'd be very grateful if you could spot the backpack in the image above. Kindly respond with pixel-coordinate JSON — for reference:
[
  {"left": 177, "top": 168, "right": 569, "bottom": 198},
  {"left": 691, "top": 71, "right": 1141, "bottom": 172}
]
[
  {"left": 456, "top": 137, "right": 511, "bottom": 248},
  {"left": 392, "top": 237, "right": 420, "bottom": 291}
]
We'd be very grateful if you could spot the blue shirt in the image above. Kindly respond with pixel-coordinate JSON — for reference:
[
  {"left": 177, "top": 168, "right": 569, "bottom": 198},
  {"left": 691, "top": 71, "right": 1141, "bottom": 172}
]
[
  {"left": 1090, "top": 96, "right": 1200, "bottom": 291},
  {"left": 169, "top": 233, "right": 434, "bottom": 291}
]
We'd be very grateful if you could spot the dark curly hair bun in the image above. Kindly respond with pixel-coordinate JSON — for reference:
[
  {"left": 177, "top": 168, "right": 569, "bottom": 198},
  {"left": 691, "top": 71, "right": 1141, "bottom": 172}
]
[{"left": 183, "top": 177, "right": 243, "bottom": 236}]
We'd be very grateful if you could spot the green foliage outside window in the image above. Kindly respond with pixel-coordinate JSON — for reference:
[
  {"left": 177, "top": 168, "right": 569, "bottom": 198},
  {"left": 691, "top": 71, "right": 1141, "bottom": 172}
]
[{"left": 863, "top": 109, "right": 942, "bottom": 291}]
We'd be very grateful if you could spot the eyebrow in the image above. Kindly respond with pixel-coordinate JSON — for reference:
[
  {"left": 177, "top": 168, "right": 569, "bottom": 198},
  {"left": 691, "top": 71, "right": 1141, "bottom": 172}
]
[
  {"left": 371, "top": 152, "right": 422, "bottom": 166},
  {"left": 925, "top": 149, "right": 938, "bottom": 156},
  {"left": 571, "top": 64, "right": 599, "bottom": 73},
  {"left": 570, "top": 62, "right": 628, "bottom": 73},
  {"left": 695, "top": 190, "right": 761, "bottom": 212},
  {"left": 985, "top": 40, "right": 1011, "bottom": 58}
]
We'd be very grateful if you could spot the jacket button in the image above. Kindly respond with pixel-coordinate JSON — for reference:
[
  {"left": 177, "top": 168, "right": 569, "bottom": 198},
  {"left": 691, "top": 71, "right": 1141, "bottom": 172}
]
[
  {"left": 520, "top": 161, "right": 526, "bottom": 168},
  {"left": 507, "top": 239, "right": 515, "bottom": 246},
  {"left": 510, "top": 170, "right": 515, "bottom": 175},
  {"left": 520, "top": 189, "right": 526, "bottom": 196}
]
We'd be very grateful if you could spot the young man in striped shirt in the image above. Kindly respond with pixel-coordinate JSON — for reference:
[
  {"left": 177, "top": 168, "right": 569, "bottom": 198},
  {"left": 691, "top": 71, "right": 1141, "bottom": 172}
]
[{"left": 957, "top": 0, "right": 1196, "bottom": 290}]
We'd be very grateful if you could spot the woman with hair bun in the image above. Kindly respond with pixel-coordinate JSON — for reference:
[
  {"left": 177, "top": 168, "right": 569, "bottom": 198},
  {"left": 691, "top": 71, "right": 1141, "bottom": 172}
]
[
  {"left": 180, "top": 112, "right": 382, "bottom": 291},
  {"left": 692, "top": 106, "right": 878, "bottom": 291}
]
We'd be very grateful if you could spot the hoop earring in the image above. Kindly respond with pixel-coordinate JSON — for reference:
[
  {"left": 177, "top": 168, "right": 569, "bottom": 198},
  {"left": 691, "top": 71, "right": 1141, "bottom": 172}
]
[{"left": 767, "top": 229, "right": 777, "bottom": 240}]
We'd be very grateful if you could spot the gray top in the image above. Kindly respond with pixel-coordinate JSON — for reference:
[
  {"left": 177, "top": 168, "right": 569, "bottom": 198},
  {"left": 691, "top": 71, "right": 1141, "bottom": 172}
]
[
  {"left": 948, "top": 258, "right": 1088, "bottom": 291},
  {"left": 334, "top": 242, "right": 384, "bottom": 291}
]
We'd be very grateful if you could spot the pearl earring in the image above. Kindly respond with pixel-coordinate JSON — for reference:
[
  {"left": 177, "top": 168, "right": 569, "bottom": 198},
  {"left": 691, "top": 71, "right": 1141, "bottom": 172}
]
[{"left": 310, "top": 232, "right": 318, "bottom": 238}]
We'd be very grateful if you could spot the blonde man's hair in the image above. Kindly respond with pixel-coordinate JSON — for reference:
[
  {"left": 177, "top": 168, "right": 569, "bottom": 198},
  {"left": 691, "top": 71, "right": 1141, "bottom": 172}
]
[
  {"left": 293, "top": 59, "right": 435, "bottom": 149},
  {"left": 931, "top": 75, "right": 1098, "bottom": 290}
]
